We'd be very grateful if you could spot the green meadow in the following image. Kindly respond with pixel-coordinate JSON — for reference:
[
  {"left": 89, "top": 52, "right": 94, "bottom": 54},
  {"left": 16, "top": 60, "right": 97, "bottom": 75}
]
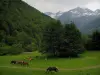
[{"left": 0, "top": 51, "right": 100, "bottom": 75}]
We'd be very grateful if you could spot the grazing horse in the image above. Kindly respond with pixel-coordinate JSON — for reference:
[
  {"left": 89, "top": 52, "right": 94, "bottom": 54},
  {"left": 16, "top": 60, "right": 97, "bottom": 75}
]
[
  {"left": 11, "top": 60, "right": 29, "bottom": 66},
  {"left": 10, "top": 60, "right": 17, "bottom": 64},
  {"left": 22, "top": 62, "right": 29, "bottom": 66},
  {"left": 46, "top": 67, "right": 58, "bottom": 73},
  {"left": 16, "top": 61, "right": 24, "bottom": 65},
  {"left": 16, "top": 61, "right": 29, "bottom": 66},
  {"left": 28, "top": 57, "right": 33, "bottom": 61}
]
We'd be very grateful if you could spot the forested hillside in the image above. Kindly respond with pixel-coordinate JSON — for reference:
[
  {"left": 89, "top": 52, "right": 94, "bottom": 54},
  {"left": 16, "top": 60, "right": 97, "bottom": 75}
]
[
  {"left": 0, "top": 0, "right": 85, "bottom": 57},
  {"left": 0, "top": 0, "right": 54, "bottom": 55}
]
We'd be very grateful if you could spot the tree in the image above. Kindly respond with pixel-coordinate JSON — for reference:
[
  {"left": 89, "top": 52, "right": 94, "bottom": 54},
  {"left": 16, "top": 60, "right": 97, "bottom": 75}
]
[
  {"left": 42, "top": 21, "right": 63, "bottom": 57},
  {"left": 86, "top": 30, "right": 100, "bottom": 50},
  {"left": 41, "top": 21, "right": 85, "bottom": 57},
  {"left": 0, "top": 43, "right": 23, "bottom": 56},
  {"left": 16, "top": 31, "right": 32, "bottom": 51},
  {"left": 58, "top": 23, "right": 85, "bottom": 57}
]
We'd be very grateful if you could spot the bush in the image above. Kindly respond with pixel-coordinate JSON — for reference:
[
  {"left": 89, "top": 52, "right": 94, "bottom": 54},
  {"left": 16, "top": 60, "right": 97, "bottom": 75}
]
[
  {"left": 24, "top": 44, "right": 33, "bottom": 52},
  {"left": 0, "top": 44, "right": 23, "bottom": 56},
  {"left": 9, "top": 44, "right": 23, "bottom": 55},
  {"left": 0, "top": 46, "right": 10, "bottom": 56},
  {"left": 86, "top": 30, "right": 100, "bottom": 50}
]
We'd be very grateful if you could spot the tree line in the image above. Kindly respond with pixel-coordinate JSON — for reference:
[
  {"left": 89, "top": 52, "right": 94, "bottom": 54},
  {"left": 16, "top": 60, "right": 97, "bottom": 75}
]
[
  {"left": 0, "top": 20, "right": 100, "bottom": 57},
  {"left": 40, "top": 21, "right": 84, "bottom": 57},
  {"left": 85, "top": 30, "right": 100, "bottom": 51}
]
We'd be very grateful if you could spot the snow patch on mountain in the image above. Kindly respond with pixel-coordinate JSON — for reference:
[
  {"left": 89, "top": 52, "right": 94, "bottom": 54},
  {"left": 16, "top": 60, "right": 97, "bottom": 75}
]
[
  {"left": 45, "top": 7, "right": 100, "bottom": 19},
  {"left": 45, "top": 11, "right": 63, "bottom": 18},
  {"left": 68, "top": 7, "right": 99, "bottom": 17}
]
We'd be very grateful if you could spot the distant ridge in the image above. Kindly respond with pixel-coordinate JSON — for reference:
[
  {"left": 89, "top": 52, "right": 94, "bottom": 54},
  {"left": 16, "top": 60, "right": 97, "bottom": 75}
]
[{"left": 45, "top": 7, "right": 100, "bottom": 34}]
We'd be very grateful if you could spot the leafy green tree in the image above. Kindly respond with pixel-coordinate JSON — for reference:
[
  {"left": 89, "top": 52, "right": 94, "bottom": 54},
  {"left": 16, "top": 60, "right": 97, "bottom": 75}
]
[
  {"left": 41, "top": 22, "right": 85, "bottom": 57},
  {"left": 0, "top": 30, "right": 5, "bottom": 42},
  {"left": 42, "top": 21, "right": 63, "bottom": 56},
  {"left": 59, "top": 23, "right": 85, "bottom": 57},
  {"left": 16, "top": 32, "right": 32, "bottom": 49},
  {"left": 5, "top": 36, "right": 16, "bottom": 45},
  {"left": 86, "top": 30, "right": 100, "bottom": 50},
  {"left": 0, "top": 44, "right": 23, "bottom": 56}
]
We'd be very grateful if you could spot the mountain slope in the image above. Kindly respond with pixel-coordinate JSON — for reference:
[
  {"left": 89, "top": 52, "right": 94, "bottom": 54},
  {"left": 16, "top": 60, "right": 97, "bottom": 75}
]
[
  {"left": 0, "top": 0, "right": 54, "bottom": 53},
  {"left": 45, "top": 7, "right": 100, "bottom": 34},
  {"left": 81, "top": 17, "right": 100, "bottom": 34},
  {"left": 58, "top": 7, "right": 99, "bottom": 27},
  {"left": 0, "top": 0, "right": 53, "bottom": 32}
]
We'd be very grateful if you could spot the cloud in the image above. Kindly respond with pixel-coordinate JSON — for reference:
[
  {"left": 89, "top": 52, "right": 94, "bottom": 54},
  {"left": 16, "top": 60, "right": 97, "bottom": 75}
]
[
  {"left": 22, "top": 0, "right": 100, "bottom": 12},
  {"left": 85, "top": 1, "right": 100, "bottom": 10}
]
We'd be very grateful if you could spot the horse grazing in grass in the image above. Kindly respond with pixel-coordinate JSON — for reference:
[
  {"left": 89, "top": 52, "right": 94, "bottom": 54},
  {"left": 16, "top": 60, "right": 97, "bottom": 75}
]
[
  {"left": 22, "top": 61, "right": 29, "bottom": 66},
  {"left": 10, "top": 60, "right": 17, "bottom": 64},
  {"left": 16, "top": 61, "right": 23, "bottom": 65},
  {"left": 46, "top": 67, "right": 58, "bottom": 73},
  {"left": 16, "top": 61, "right": 29, "bottom": 66},
  {"left": 28, "top": 57, "right": 33, "bottom": 61},
  {"left": 11, "top": 60, "right": 29, "bottom": 66}
]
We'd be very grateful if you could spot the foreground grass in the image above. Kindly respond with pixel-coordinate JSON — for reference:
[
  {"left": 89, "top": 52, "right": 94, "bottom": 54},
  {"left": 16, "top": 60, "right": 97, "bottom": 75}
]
[
  {"left": 0, "top": 67, "right": 100, "bottom": 75},
  {"left": 0, "top": 51, "right": 100, "bottom": 75}
]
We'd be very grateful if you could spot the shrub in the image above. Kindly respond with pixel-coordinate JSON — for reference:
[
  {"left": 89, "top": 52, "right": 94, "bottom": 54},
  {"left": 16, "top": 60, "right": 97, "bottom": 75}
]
[{"left": 0, "top": 44, "right": 23, "bottom": 56}]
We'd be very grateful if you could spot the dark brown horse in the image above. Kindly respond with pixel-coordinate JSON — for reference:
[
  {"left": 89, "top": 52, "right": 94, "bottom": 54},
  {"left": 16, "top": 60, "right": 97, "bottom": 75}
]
[
  {"left": 46, "top": 67, "right": 58, "bottom": 73},
  {"left": 22, "top": 61, "right": 29, "bottom": 66},
  {"left": 10, "top": 60, "right": 17, "bottom": 64}
]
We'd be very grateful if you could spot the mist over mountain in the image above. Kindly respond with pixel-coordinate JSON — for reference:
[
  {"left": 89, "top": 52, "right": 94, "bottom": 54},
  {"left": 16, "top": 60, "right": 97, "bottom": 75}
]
[{"left": 45, "top": 7, "right": 100, "bottom": 34}]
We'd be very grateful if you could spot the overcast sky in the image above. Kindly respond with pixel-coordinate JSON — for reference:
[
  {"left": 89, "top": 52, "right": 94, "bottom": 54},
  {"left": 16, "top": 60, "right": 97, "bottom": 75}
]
[{"left": 23, "top": 0, "right": 100, "bottom": 13}]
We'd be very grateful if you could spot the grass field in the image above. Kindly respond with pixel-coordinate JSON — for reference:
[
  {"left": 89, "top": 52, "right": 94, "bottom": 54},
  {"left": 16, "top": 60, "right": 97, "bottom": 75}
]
[{"left": 0, "top": 51, "right": 100, "bottom": 75}]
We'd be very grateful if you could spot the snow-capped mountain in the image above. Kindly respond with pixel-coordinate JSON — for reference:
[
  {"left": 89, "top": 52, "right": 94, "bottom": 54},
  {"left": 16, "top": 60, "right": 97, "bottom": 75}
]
[
  {"left": 58, "top": 7, "right": 100, "bottom": 26},
  {"left": 45, "top": 12, "right": 56, "bottom": 18},
  {"left": 45, "top": 7, "right": 100, "bottom": 19},
  {"left": 56, "top": 11, "right": 63, "bottom": 17},
  {"left": 95, "top": 9, "right": 100, "bottom": 15},
  {"left": 59, "top": 7, "right": 100, "bottom": 20},
  {"left": 68, "top": 7, "right": 96, "bottom": 17},
  {"left": 45, "top": 11, "right": 63, "bottom": 18},
  {"left": 45, "top": 7, "right": 100, "bottom": 34}
]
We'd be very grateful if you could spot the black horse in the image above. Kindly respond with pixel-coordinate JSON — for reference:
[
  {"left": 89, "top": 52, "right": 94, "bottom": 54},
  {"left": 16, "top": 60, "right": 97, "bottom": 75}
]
[
  {"left": 46, "top": 67, "right": 58, "bottom": 73},
  {"left": 10, "top": 60, "right": 17, "bottom": 64}
]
